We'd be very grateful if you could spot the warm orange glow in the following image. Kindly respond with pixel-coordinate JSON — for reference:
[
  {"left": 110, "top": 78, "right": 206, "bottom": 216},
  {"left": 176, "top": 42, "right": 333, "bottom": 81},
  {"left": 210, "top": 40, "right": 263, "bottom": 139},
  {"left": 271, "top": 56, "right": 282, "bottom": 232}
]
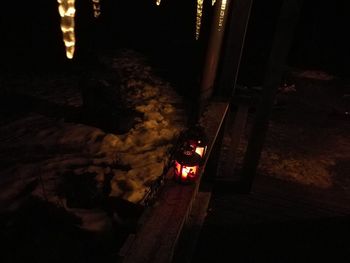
[
  {"left": 182, "top": 165, "right": 197, "bottom": 179},
  {"left": 196, "top": 0, "right": 204, "bottom": 40},
  {"left": 195, "top": 146, "right": 206, "bottom": 158},
  {"left": 175, "top": 161, "right": 199, "bottom": 182},
  {"left": 218, "top": 0, "right": 227, "bottom": 31},
  {"left": 57, "top": 0, "right": 76, "bottom": 59},
  {"left": 175, "top": 161, "right": 182, "bottom": 175},
  {"left": 92, "top": 0, "right": 101, "bottom": 18},
  {"left": 156, "top": 0, "right": 161, "bottom": 6},
  {"left": 181, "top": 166, "right": 189, "bottom": 179}
]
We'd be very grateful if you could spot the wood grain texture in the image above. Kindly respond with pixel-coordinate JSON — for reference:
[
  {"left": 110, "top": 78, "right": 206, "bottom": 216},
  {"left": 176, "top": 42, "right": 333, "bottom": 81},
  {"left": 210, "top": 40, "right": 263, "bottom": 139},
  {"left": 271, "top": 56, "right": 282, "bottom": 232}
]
[{"left": 120, "top": 102, "right": 229, "bottom": 263}]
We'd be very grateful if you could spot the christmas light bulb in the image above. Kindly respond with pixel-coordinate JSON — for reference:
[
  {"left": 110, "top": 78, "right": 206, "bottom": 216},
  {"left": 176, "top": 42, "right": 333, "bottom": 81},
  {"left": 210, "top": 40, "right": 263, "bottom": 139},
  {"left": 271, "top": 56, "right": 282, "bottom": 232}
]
[
  {"left": 57, "top": 0, "right": 76, "bottom": 59},
  {"left": 196, "top": 0, "right": 204, "bottom": 40}
]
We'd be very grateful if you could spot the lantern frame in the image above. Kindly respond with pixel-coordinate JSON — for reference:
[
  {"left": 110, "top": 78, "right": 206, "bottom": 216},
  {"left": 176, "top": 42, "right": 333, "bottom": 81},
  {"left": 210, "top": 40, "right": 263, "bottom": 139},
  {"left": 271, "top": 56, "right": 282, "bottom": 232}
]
[
  {"left": 174, "top": 147, "right": 201, "bottom": 183},
  {"left": 185, "top": 126, "right": 208, "bottom": 158}
]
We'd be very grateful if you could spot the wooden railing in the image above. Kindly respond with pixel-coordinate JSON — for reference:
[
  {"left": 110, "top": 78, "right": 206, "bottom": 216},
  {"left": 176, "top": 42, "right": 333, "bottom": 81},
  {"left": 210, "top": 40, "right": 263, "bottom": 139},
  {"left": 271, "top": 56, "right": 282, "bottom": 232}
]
[{"left": 118, "top": 101, "right": 229, "bottom": 263}]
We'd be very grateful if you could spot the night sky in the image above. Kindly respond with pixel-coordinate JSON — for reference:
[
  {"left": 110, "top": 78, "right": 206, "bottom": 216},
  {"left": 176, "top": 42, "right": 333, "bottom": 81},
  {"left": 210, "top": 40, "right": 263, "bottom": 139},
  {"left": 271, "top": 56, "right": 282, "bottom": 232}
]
[{"left": 1, "top": 0, "right": 349, "bottom": 78}]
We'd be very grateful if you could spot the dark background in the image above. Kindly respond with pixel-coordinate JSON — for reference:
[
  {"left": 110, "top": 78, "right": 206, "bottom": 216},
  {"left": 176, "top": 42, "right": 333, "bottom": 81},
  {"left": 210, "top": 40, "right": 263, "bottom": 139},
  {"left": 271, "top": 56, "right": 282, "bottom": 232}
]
[{"left": 1, "top": 0, "right": 349, "bottom": 79}]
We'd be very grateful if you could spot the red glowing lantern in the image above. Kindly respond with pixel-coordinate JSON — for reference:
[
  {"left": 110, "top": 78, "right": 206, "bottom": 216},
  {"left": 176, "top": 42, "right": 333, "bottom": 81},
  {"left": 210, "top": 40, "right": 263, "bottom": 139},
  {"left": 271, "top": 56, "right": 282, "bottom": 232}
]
[
  {"left": 174, "top": 147, "right": 201, "bottom": 183},
  {"left": 186, "top": 126, "right": 208, "bottom": 158}
]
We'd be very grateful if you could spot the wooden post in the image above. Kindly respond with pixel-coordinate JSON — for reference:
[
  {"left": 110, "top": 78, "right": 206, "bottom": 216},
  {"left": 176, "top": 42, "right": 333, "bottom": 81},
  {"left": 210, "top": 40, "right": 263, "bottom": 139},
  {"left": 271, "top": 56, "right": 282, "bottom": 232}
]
[
  {"left": 240, "top": 0, "right": 302, "bottom": 192},
  {"left": 227, "top": 102, "right": 249, "bottom": 171},
  {"left": 217, "top": 0, "right": 253, "bottom": 98},
  {"left": 215, "top": 0, "right": 253, "bottom": 181},
  {"left": 204, "top": 110, "right": 228, "bottom": 180},
  {"left": 199, "top": 0, "right": 231, "bottom": 116}
]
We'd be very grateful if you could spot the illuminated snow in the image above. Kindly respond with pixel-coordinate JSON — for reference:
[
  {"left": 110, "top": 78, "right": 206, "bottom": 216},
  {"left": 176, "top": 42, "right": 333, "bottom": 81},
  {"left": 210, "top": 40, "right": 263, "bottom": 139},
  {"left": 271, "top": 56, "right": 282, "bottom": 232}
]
[{"left": 0, "top": 50, "right": 186, "bottom": 232}]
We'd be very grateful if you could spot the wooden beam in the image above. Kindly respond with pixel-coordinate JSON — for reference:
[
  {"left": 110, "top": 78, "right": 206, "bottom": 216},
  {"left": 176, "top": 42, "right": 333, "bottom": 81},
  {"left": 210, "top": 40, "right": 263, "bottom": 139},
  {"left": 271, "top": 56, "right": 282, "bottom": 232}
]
[
  {"left": 217, "top": 0, "right": 253, "bottom": 98},
  {"left": 226, "top": 102, "right": 249, "bottom": 172},
  {"left": 240, "top": 0, "right": 302, "bottom": 191},
  {"left": 199, "top": 0, "right": 232, "bottom": 115},
  {"left": 119, "top": 102, "right": 229, "bottom": 263},
  {"left": 172, "top": 191, "right": 212, "bottom": 263},
  {"left": 204, "top": 0, "right": 252, "bottom": 181}
]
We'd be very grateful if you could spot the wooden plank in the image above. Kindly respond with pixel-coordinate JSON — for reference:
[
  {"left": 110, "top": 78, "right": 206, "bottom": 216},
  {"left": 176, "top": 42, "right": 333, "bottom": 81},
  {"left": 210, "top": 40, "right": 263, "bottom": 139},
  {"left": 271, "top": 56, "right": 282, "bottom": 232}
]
[
  {"left": 172, "top": 191, "right": 212, "bottom": 263},
  {"left": 226, "top": 102, "right": 249, "bottom": 173},
  {"left": 199, "top": 0, "right": 232, "bottom": 113},
  {"left": 120, "top": 102, "right": 229, "bottom": 263}
]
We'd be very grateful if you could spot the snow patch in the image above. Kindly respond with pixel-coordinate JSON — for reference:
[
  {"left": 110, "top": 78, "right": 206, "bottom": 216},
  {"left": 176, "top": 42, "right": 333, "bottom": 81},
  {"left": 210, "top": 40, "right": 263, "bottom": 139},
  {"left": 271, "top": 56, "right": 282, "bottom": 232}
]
[{"left": 0, "top": 50, "right": 186, "bottom": 234}]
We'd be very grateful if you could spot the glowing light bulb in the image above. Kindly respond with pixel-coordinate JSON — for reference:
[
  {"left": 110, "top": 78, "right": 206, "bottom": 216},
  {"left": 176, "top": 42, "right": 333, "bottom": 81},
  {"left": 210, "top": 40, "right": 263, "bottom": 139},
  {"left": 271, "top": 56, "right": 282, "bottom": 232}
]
[
  {"left": 212, "top": 0, "right": 216, "bottom": 6},
  {"left": 92, "top": 0, "right": 101, "bottom": 18},
  {"left": 196, "top": 0, "right": 204, "bottom": 40},
  {"left": 156, "top": 0, "right": 161, "bottom": 6},
  {"left": 218, "top": 0, "right": 227, "bottom": 31},
  {"left": 57, "top": 0, "right": 76, "bottom": 59}
]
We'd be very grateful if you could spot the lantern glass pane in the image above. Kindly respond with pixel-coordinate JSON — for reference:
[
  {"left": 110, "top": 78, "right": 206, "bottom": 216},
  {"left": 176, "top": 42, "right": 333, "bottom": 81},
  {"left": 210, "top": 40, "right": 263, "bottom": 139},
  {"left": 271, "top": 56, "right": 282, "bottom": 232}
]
[
  {"left": 175, "top": 161, "right": 182, "bottom": 175},
  {"left": 195, "top": 146, "right": 205, "bottom": 157},
  {"left": 183, "top": 165, "right": 198, "bottom": 179},
  {"left": 182, "top": 166, "right": 189, "bottom": 179}
]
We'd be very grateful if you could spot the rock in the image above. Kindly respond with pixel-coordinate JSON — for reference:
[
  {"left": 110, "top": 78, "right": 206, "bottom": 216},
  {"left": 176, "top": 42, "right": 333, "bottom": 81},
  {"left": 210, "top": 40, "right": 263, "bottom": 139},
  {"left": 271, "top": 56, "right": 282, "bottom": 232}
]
[{"left": 80, "top": 74, "right": 141, "bottom": 134}]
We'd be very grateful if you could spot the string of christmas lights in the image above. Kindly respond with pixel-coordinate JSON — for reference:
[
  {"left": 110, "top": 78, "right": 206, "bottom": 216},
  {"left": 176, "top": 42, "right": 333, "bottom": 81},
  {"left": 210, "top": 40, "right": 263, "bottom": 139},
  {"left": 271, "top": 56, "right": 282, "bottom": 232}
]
[
  {"left": 196, "top": 0, "right": 204, "bottom": 40},
  {"left": 57, "top": 0, "right": 76, "bottom": 59},
  {"left": 218, "top": 0, "right": 227, "bottom": 31},
  {"left": 92, "top": 0, "right": 101, "bottom": 18},
  {"left": 57, "top": 0, "right": 230, "bottom": 58}
]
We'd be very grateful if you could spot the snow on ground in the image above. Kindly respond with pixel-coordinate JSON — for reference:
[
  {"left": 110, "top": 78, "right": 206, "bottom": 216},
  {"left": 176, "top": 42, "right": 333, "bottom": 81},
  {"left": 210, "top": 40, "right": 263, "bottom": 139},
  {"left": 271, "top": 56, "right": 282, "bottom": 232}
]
[{"left": 0, "top": 50, "right": 186, "bottom": 232}]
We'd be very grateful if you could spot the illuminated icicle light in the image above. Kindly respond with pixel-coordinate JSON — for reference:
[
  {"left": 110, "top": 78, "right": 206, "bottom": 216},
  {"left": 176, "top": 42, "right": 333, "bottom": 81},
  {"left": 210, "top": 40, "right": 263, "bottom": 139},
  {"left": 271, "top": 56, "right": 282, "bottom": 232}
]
[
  {"left": 156, "top": 0, "right": 161, "bottom": 6},
  {"left": 195, "top": 0, "right": 204, "bottom": 40},
  {"left": 57, "top": 0, "right": 76, "bottom": 59},
  {"left": 212, "top": 0, "right": 216, "bottom": 6},
  {"left": 92, "top": 0, "right": 101, "bottom": 18},
  {"left": 218, "top": 0, "right": 227, "bottom": 31}
]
